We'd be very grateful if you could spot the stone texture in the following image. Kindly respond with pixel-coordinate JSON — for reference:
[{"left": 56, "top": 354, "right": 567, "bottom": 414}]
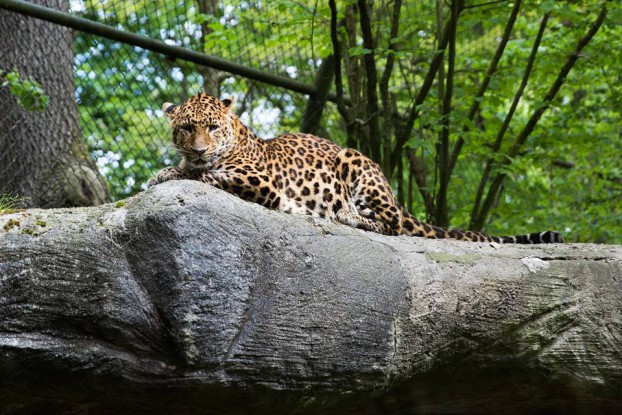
[{"left": 0, "top": 180, "right": 620, "bottom": 414}]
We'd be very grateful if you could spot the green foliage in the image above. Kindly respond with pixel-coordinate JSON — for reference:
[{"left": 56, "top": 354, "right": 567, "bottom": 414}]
[
  {"left": 479, "top": 2, "right": 621, "bottom": 243},
  {"left": 73, "top": 1, "right": 201, "bottom": 199},
  {"left": 0, "top": 69, "right": 48, "bottom": 111},
  {"left": 73, "top": 0, "right": 332, "bottom": 199},
  {"left": 0, "top": 193, "right": 23, "bottom": 213},
  {"left": 391, "top": 0, "right": 622, "bottom": 243},
  {"left": 70, "top": 0, "right": 621, "bottom": 244}
]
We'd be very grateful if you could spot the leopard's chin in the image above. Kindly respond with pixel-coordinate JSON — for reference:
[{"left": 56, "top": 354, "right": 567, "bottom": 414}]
[
  {"left": 186, "top": 156, "right": 214, "bottom": 171},
  {"left": 189, "top": 161, "right": 210, "bottom": 170}
]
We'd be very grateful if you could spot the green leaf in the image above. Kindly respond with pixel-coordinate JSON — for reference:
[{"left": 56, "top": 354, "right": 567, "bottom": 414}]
[
  {"left": 348, "top": 46, "right": 372, "bottom": 57},
  {"left": 540, "top": 0, "right": 557, "bottom": 13},
  {"left": 0, "top": 69, "right": 49, "bottom": 111}
]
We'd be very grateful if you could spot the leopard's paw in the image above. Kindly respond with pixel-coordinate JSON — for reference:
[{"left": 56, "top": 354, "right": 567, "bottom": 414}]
[
  {"left": 147, "top": 166, "right": 184, "bottom": 188},
  {"left": 146, "top": 177, "right": 159, "bottom": 188}
]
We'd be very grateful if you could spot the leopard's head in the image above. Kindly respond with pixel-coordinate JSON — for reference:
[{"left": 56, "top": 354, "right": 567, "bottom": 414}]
[{"left": 162, "top": 93, "right": 237, "bottom": 170}]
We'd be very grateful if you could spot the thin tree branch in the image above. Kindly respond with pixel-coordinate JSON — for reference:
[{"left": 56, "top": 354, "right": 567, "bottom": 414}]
[
  {"left": 434, "top": 0, "right": 460, "bottom": 227},
  {"left": 328, "top": 0, "right": 348, "bottom": 122},
  {"left": 552, "top": 160, "right": 622, "bottom": 184},
  {"left": 552, "top": 160, "right": 575, "bottom": 169},
  {"left": 407, "top": 147, "right": 434, "bottom": 217},
  {"left": 343, "top": 3, "right": 363, "bottom": 149},
  {"left": 357, "top": 0, "right": 381, "bottom": 163},
  {"left": 196, "top": 0, "right": 221, "bottom": 97},
  {"left": 470, "top": 12, "right": 549, "bottom": 230},
  {"left": 475, "top": 5, "right": 608, "bottom": 229},
  {"left": 397, "top": 151, "right": 404, "bottom": 205},
  {"left": 300, "top": 54, "right": 335, "bottom": 134},
  {"left": 390, "top": 14, "right": 453, "bottom": 176},
  {"left": 448, "top": 0, "right": 522, "bottom": 176},
  {"left": 379, "top": 0, "right": 402, "bottom": 175},
  {"left": 463, "top": 0, "right": 510, "bottom": 10},
  {"left": 329, "top": 0, "right": 358, "bottom": 148}
]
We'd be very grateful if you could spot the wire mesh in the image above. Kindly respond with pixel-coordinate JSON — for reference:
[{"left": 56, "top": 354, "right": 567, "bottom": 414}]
[
  {"left": 1, "top": 0, "right": 538, "bottom": 207},
  {"left": 69, "top": 0, "right": 332, "bottom": 200},
  {"left": 1, "top": 0, "right": 337, "bottom": 203},
  {"left": 1, "top": 0, "right": 454, "bottom": 204}
]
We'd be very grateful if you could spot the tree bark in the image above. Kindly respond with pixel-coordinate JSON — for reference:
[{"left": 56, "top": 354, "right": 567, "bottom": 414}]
[
  {"left": 196, "top": 0, "right": 221, "bottom": 97},
  {"left": 300, "top": 55, "right": 335, "bottom": 135},
  {"left": 0, "top": 0, "right": 109, "bottom": 208},
  {"left": 0, "top": 181, "right": 620, "bottom": 414}
]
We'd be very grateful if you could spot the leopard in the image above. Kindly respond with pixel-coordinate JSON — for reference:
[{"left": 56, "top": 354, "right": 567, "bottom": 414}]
[{"left": 148, "top": 93, "right": 563, "bottom": 244}]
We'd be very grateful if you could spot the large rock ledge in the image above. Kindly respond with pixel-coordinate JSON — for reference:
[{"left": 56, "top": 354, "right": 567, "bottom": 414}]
[{"left": 0, "top": 180, "right": 620, "bottom": 414}]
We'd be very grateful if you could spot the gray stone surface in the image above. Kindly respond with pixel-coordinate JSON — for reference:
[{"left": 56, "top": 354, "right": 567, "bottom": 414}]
[{"left": 1, "top": 180, "right": 621, "bottom": 414}]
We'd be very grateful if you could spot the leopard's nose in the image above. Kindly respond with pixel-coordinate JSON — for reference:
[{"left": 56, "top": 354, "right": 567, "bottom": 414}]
[{"left": 193, "top": 148, "right": 207, "bottom": 157}]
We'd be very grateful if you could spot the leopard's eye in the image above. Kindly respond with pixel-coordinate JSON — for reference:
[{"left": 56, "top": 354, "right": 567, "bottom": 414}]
[
  {"left": 179, "top": 124, "right": 194, "bottom": 133},
  {"left": 208, "top": 124, "right": 219, "bottom": 132}
]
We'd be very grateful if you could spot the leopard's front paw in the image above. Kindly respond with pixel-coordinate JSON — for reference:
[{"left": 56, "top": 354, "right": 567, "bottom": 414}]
[
  {"left": 146, "top": 177, "right": 159, "bottom": 188},
  {"left": 147, "top": 166, "right": 186, "bottom": 188}
]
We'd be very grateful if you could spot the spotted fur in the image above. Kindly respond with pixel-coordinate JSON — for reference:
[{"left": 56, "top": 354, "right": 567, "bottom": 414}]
[{"left": 148, "top": 93, "right": 563, "bottom": 244}]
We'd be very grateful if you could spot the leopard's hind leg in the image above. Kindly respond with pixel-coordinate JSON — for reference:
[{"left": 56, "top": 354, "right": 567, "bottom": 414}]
[{"left": 333, "top": 148, "right": 402, "bottom": 236}]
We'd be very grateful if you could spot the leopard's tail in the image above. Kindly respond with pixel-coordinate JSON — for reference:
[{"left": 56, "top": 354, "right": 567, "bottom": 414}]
[{"left": 399, "top": 207, "right": 563, "bottom": 244}]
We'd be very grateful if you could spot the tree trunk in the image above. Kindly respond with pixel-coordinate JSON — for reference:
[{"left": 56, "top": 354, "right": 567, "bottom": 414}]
[
  {"left": 0, "top": 0, "right": 109, "bottom": 208},
  {"left": 300, "top": 55, "right": 335, "bottom": 135},
  {"left": 196, "top": 0, "right": 221, "bottom": 97},
  {"left": 1, "top": 180, "right": 620, "bottom": 414}
]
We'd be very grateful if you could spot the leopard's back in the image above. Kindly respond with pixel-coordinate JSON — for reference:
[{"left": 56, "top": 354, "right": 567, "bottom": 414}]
[{"left": 259, "top": 133, "right": 346, "bottom": 218}]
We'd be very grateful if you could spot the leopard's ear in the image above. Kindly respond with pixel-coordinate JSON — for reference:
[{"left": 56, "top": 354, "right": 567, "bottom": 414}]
[
  {"left": 162, "top": 102, "right": 179, "bottom": 118},
  {"left": 221, "top": 96, "right": 236, "bottom": 112}
]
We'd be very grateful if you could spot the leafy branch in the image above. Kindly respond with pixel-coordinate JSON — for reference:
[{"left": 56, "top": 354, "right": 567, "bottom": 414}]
[
  {"left": 357, "top": 0, "right": 381, "bottom": 163},
  {"left": 328, "top": 0, "right": 357, "bottom": 147},
  {"left": 390, "top": 11, "right": 453, "bottom": 175},
  {"left": 434, "top": 0, "right": 462, "bottom": 227},
  {"left": 472, "top": 5, "right": 609, "bottom": 230},
  {"left": 469, "top": 11, "right": 550, "bottom": 230},
  {"left": 448, "top": 0, "right": 523, "bottom": 176},
  {"left": 379, "top": 0, "right": 402, "bottom": 175}
]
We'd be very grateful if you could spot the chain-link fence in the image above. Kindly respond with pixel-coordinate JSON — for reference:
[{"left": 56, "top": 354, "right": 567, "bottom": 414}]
[
  {"left": 4, "top": 0, "right": 607, "bottom": 242},
  {"left": 1, "top": 0, "right": 347, "bottom": 204},
  {"left": 2, "top": 0, "right": 517, "bottom": 210}
]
